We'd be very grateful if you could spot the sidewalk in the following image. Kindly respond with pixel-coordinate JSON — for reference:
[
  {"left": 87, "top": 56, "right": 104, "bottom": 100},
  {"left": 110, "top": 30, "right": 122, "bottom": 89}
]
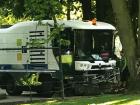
[{"left": 0, "top": 91, "right": 48, "bottom": 105}]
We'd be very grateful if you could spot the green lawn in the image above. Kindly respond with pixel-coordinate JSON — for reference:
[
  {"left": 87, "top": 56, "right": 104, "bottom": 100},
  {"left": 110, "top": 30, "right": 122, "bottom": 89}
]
[{"left": 21, "top": 94, "right": 140, "bottom": 105}]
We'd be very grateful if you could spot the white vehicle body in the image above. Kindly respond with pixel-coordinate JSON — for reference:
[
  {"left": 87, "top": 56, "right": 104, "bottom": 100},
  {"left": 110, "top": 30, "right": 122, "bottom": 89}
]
[
  {"left": 0, "top": 20, "right": 118, "bottom": 96},
  {"left": 0, "top": 20, "right": 116, "bottom": 72}
]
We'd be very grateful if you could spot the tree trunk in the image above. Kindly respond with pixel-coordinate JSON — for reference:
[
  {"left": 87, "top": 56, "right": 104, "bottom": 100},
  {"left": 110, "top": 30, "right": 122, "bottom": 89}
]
[
  {"left": 128, "top": 0, "right": 138, "bottom": 46},
  {"left": 96, "top": 0, "right": 115, "bottom": 25},
  {"left": 80, "top": 0, "right": 92, "bottom": 20},
  {"left": 110, "top": 0, "right": 137, "bottom": 81},
  {"left": 67, "top": 0, "right": 71, "bottom": 20},
  {"left": 13, "top": 0, "right": 25, "bottom": 18},
  {"left": 138, "top": 0, "right": 140, "bottom": 57}
]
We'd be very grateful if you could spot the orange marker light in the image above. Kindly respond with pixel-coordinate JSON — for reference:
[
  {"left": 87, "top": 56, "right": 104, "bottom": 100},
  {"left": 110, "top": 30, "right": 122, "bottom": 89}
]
[{"left": 92, "top": 18, "right": 96, "bottom": 25}]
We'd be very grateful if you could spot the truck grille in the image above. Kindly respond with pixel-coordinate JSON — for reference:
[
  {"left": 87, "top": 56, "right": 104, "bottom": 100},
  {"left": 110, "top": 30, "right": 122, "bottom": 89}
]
[{"left": 91, "top": 65, "right": 111, "bottom": 69}]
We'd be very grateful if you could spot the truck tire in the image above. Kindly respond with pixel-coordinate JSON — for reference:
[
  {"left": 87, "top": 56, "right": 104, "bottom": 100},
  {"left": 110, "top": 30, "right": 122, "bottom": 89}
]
[{"left": 6, "top": 80, "right": 22, "bottom": 96}]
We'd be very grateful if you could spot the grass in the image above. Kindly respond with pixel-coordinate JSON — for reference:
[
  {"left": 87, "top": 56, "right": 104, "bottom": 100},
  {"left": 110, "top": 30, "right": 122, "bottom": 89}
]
[{"left": 20, "top": 93, "right": 140, "bottom": 105}]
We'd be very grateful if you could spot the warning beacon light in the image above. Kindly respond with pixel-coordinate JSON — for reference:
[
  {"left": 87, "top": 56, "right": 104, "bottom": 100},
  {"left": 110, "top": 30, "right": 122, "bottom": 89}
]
[{"left": 92, "top": 18, "right": 96, "bottom": 25}]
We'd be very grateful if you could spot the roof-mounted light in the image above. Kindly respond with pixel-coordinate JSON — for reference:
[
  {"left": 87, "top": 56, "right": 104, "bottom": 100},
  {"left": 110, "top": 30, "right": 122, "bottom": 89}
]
[
  {"left": 88, "top": 18, "right": 97, "bottom": 25},
  {"left": 92, "top": 18, "right": 96, "bottom": 25}
]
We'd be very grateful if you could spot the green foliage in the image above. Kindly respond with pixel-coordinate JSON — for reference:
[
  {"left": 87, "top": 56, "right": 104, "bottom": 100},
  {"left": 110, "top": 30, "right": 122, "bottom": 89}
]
[
  {"left": 24, "top": 0, "right": 63, "bottom": 20},
  {"left": 0, "top": 9, "right": 31, "bottom": 25},
  {"left": 0, "top": 0, "right": 25, "bottom": 18},
  {"left": 46, "top": 24, "right": 64, "bottom": 43},
  {"left": 27, "top": 38, "right": 45, "bottom": 48},
  {"left": 60, "top": 0, "right": 82, "bottom": 20},
  {"left": 60, "top": 39, "right": 71, "bottom": 46},
  {"left": 19, "top": 73, "right": 41, "bottom": 86},
  {"left": 20, "top": 94, "right": 140, "bottom": 105},
  {"left": 0, "top": 0, "right": 84, "bottom": 20}
]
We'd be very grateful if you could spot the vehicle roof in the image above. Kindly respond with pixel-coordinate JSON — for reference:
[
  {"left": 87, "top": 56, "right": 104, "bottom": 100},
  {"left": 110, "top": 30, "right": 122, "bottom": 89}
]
[
  {"left": 0, "top": 20, "right": 116, "bottom": 32},
  {"left": 42, "top": 20, "right": 116, "bottom": 30}
]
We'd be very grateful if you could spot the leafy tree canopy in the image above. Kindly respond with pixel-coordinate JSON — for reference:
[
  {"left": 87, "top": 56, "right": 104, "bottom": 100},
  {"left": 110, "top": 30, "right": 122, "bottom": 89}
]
[
  {"left": 0, "top": 0, "right": 85, "bottom": 20},
  {"left": 24, "top": 0, "right": 63, "bottom": 20}
]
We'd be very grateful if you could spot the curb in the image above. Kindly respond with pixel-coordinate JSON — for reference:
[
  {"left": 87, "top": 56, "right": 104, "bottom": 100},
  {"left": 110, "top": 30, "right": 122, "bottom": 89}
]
[{"left": 0, "top": 94, "right": 7, "bottom": 100}]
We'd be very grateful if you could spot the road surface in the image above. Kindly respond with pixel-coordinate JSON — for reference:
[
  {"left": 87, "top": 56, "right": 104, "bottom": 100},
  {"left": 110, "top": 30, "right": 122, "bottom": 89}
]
[{"left": 0, "top": 90, "right": 51, "bottom": 105}]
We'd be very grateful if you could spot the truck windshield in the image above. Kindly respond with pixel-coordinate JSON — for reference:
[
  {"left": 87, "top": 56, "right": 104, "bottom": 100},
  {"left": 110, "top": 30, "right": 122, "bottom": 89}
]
[{"left": 74, "top": 30, "right": 114, "bottom": 61}]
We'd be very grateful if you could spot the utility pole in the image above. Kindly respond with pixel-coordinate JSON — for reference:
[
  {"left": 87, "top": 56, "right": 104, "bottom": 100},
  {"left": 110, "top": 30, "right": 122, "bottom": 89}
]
[{"left": 59, "top": 34, "right": 65, "bottom": 99}]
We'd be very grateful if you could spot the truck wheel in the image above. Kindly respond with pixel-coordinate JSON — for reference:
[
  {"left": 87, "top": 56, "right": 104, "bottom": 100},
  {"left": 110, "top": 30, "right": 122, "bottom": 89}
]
[{"left": 6, "top": 80, "right": 22, "bottom": 96}]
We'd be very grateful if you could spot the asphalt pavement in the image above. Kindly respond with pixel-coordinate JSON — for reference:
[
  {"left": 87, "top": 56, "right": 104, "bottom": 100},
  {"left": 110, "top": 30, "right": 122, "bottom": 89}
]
[{"left": 0, "top": 90, "right": 49, "bottom": 105}]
